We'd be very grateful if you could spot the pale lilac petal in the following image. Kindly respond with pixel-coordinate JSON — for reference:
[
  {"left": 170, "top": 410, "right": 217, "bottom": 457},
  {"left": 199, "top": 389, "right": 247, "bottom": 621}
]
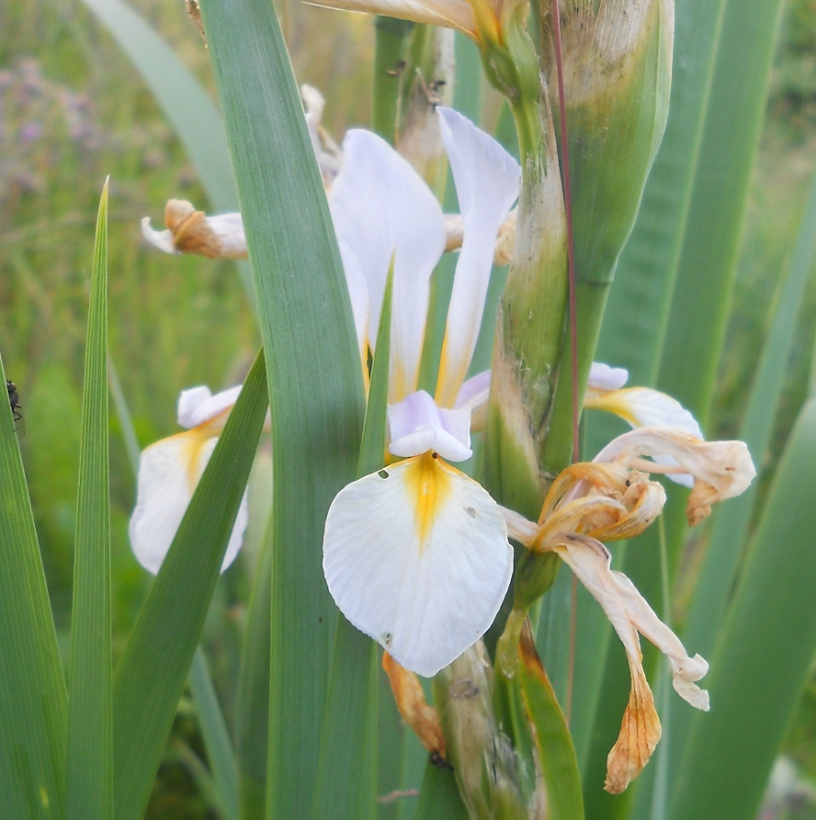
[
  {"left": 588, "top": 362, "right": 629, "bottom": 392},
  {"left": 388, "top": 390, "right": 472, "bottom": 462},
  {"left": 435, "top": 108, "right": 520, "bottom": 407}
]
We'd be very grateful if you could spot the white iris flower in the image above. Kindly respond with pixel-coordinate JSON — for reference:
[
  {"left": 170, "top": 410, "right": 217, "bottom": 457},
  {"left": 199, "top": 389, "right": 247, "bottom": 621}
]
[
  {"left": 322, "top": 108, "right": 521, "bottom": 677},
  {"left": 129, "top": 385, "right": 249, "bottom": 575}
]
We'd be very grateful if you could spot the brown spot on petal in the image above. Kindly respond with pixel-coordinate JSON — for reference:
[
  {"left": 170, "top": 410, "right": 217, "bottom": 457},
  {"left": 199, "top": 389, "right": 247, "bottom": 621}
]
[
  {"left": 383, "top": 652, "right": 447, "bottom": 763},
  {"left": 605, "top": 662, "right": 662, "bottom": 794}
]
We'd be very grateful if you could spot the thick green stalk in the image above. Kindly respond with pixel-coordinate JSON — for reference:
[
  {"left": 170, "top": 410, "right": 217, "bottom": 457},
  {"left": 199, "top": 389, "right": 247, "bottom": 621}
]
[
  {"left": 372, "top": 16, "right": 415, "bottom": 144},
  {"left": 485, "top": 92, "right": 569, "bottom": 519}
]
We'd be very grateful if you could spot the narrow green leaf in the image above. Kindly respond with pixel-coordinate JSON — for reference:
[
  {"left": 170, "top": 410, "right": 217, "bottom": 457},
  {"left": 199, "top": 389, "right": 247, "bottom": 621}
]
[
  {"left": 235, "top": 521, "right": 273, "bottom": 818},
  {"left": 517, "top": 622, "right": 584, "bottom": 820},
  {"left": 670, "top": 393, "right": 816, "bottom": 820},
  {"left": 311, "top": 272, "right": 393, "bottom": 820},
  {"left": 596, "top": 0, "right": 728, "bottom": 387},
  {"left": 684, "top": 164, "right": 816, "bottom": 659},
  {"left": 112, "top": 351, "right": 268, "bottom": 820},
  {"left": 189, "top": 648, "right": 239, "bottom": 820},
  {"left": 656, "top": 0, "right": 786, "bottom": 425},
  {"left": 0, "top": 367, "right": 69, "bottom": 818},
  {"left": 575, "top": 1, "right": 787, "bottom": 810},
  {"left": 199, "top": 2, "right": 366, "bottom": 818},
  {"left": 413, "top": 762, "right": 468, "bottom": 820},
  {"left": 67, "top": 181, "right": 112, "bottom": 820},
  {"left": 76, "top": 0, "right": 236, "bottom": 212}
]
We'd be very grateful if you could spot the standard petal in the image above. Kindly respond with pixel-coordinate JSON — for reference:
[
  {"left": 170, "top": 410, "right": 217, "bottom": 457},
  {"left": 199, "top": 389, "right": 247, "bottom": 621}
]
[
  {"left": 323, "top": 452, "right": 513, "bottom": 676},
  {"left": 129, "top": 432, "right": 247, "bottom": 575},
  {"left": 435, "top": 107, "right": 520, "bottom": 407},
  {"left": 305, "top": 0, "right": 477, "bottom": 37},
  {"left": 388, "top": 390, "right": 472, "bottom": 461},
  {"left": 329, "top": 130, "right": 445, "bottom": 400}
]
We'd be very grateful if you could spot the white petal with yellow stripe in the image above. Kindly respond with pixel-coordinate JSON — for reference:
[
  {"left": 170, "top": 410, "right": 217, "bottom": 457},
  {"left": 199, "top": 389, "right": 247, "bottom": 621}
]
[{"left": 323, "top": 451, "right": 513, "bottom": 677}]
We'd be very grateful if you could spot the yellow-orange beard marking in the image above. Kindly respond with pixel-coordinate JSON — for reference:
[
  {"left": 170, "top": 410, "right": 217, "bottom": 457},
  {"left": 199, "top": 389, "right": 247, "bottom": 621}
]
[{"left": 402, "top": 451, "right": 455, "bottom": 552}]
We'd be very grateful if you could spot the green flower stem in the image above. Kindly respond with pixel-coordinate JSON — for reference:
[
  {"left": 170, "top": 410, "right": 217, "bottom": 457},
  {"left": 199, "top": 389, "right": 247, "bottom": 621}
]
[
  {"left": 485, "top": 93, "right": 569, "bottom": 520},
  {"left": 543, "top": 280, "right": 610, "bottom": 473},
  {"left": 372, "top": 16, "right": 415, "bottom": 144}
]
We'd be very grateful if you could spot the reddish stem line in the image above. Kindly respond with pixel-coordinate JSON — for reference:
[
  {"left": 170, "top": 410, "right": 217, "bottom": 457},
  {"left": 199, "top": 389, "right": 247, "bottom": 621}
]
[{"left": 551, "top": 0, "right": 579, "bottom": 726}]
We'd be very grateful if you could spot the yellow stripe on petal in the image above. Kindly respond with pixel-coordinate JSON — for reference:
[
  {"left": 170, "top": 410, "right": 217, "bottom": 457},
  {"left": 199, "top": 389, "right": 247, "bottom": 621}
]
[{"left": 402, "top": 451, "right": 455, "bottom": 548}]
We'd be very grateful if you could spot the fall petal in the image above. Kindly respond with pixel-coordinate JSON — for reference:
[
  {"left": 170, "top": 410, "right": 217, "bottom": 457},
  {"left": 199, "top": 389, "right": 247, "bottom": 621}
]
[
  {"left": 322, "top": 452, "right": 512, "bottom": 677},
  {"left": 129, "top": 432, "right": 247, "bottom": 575}
]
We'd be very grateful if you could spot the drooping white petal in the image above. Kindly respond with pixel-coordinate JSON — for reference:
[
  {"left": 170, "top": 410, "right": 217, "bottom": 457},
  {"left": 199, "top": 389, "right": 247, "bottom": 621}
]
[
  {"left": 129, "top": 431, "right": 247, "bottom": 575},
  {"left": 587, "top": 362, "right": 629, "bottom": 392},
  {"left": 323, "top": 452, "right": 513, "bottom": 677},
  {"left": 612, "top": 571, "right": 710, "bottom": 710},
  {"left": 177, "top": 385, "right": 242, "bottom": 429},
  {"left": 305, "top": 0, "right": 477, "bottom": 37},
  {"left": 329, "top": 130, "right": 445, "bottom": 401},
  {"left": 435, "top": 107, "right": 520, "bottom": 408},
  {"left": 388, "top": 390, "right": 472, "bottom": 462},
  {"left": 552, "top": 534, "right": 708, "bottom": 707}
]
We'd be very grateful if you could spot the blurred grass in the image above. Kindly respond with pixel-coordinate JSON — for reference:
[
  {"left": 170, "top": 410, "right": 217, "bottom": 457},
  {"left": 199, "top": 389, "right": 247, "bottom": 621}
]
[{"left": 2, "top": 0, "right": 816, "bottom": 816}]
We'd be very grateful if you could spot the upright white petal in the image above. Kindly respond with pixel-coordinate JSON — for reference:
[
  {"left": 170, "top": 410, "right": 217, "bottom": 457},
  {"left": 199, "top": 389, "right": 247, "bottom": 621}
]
[
  {"left": 305, "top": 0, "right": 477, "bottom": 37},
  {"left": 388, "top": 390, "right": 472, "bottom": 462},
  {"left": 435, "top": 108, "right": 520, "bottom": 408},
  {"left": 323, "top": 452, "right": 513, "bottom": 676},
  {"left": 129, "top": 431, "right": 247, "bottom": 575},
  {"left": 329, "top": 130, "right": 445, "bottom": 401}
]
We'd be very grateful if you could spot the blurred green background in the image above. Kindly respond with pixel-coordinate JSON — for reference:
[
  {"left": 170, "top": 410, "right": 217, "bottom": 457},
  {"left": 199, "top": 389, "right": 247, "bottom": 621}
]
[{"left": 1, "top": 0, "right": 816, "bottom": 816}]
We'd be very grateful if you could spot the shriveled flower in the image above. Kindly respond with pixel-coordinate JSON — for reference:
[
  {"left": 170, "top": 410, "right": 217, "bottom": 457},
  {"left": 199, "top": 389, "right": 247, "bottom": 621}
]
[
  {"left": 129, "top": 384, "right": 248, "bottom": 574},
  {"left": 323, "top": 108, "right": 521, "bottom": 677},
  {"left": 504, "top": 425, "right": 756, "bottom": 793}
]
